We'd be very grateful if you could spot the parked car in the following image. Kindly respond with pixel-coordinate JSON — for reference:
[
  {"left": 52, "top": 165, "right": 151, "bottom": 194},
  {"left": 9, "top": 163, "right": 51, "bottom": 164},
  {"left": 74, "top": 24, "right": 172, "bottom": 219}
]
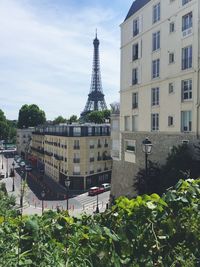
[
  {"left": 88, "top": 186, "right": 104, "bottom": 196},
  {"left": 101, "top": 183, "right": 111, "bottom": 191},
  {"left": 16, "top": 158, "right": 22, "bottom": 163},
  {"left": 0, "top": 172, "right": 5, "bottom": 179},
  {"left": 19, "top": 161, "right": 26, "bottom": 167},
  {"left": 25, "top": 165, "right": 32, "bottom": 172}
]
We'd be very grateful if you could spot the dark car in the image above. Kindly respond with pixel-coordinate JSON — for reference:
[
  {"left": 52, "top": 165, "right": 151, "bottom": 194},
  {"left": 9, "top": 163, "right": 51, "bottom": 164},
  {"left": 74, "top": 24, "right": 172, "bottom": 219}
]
[{"left": 88, "top": 186, "right": 104, "bottom": 196}]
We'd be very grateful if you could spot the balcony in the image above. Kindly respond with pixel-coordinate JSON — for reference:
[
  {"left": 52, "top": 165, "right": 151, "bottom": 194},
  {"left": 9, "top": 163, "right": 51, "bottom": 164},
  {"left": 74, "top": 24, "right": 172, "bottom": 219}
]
[
  {"left": 97, "top": 168, "right": 102, "bottom": 172},
  {"left": 102, "top": 155, "right": 112, "bottom": 161},
  {"left": 97, "top": 144, "right": 101, "bottom": 148},
  {"left": 104, "top": 167, "right": 108, "bottom": 171},
  {"left": 132, "top": 79, "right": 138, "bottom": 85},
  {"left": 97, "top": 156, "right": 102, "bottom": 161},
  {"left": 90, "top": 145, "right": 95, "bottom": 149},
  {"left": 73, "top": 158, "right": 80, "bottom": 163},
  {"left": 74, "top": 146, "right": 80, "bottom": 150},
  {"left": 132, "top": 103, "right": 138, "bottom": 109},
  {"left": 104, "top": 144, "right": 108, "bottom": 148},
  {"left": 54, "top": 154, "right": 63, "bottom": 161},
  {"left": 89, "top": 170, "right": 94, "bottom": 174},
  {"left": 45, "top": 151, "right": 53, "bottom": 157},
  {"left": 73, "top": 172, "right": 80, "bottom": 175},
  {"left": 31, "top": 146, "right": 44, "bottom": 155},
  {"left": 90, "top": 157, "right": 94, "bottom": 162}
]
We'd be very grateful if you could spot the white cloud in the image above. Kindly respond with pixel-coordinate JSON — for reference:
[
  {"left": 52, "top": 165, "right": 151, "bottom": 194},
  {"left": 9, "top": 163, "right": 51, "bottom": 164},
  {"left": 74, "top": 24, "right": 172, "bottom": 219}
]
[{"left": 0, "top": 0, "right": 125, "bottom": 120}]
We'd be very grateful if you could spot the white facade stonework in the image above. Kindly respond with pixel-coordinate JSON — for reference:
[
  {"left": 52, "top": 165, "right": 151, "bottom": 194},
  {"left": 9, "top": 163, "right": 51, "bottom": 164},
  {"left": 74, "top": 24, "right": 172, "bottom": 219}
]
[
  {"left": 111, "top": 0, "right": 200, "bottom": 198},
  {"left": 16, "top": 128, "right": 34, "bottom": 157}
]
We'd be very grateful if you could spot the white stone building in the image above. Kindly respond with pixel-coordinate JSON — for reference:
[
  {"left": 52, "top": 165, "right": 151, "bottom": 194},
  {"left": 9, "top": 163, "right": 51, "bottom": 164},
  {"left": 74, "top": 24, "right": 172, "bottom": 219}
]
[
  {"left": 16, "top": 128, "right": 34, "bottom": 158},
  {"left": 111, "top": 0, "right": 200, "bottom": 198}
]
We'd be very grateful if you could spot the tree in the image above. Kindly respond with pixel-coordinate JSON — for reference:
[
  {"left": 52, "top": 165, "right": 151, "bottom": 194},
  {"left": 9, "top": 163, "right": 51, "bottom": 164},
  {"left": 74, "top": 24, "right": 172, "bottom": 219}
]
[
  {"left": 85, "top": 110, "right": 111, "bottom": 124},
  {"left": 135, "top": 144, "right": 200, "bottom": 195},
  {"left": 68, "top": 115, "right": 78, "bottom": 124},
  {"left": 18, "top": 104, "right": 46, "bottom": 128},
  {"left": 53, "top": 116, "right": 67, "bottom": 125}
]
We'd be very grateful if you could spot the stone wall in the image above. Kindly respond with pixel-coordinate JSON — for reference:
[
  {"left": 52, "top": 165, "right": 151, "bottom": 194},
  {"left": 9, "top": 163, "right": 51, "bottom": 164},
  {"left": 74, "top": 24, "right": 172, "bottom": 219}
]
[{"left": 111, "top": 132, "right": 199, "bottom": 199}]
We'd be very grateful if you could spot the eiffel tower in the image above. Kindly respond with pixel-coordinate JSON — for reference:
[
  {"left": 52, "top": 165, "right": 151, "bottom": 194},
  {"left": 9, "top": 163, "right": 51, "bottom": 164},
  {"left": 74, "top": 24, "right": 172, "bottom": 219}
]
[{"left": 81, "top": 32, "right": 107, "bottom": 117}]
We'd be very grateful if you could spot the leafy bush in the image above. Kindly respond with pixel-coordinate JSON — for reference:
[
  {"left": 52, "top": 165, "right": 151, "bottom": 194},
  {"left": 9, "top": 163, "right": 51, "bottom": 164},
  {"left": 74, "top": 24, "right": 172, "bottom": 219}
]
[{"left": 0, "top": 179, "right": 199, "bottom": 266}]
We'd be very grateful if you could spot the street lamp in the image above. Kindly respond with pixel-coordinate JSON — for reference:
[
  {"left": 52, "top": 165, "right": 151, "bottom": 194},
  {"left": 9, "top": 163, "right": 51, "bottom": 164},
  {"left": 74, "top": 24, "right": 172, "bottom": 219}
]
[
  {"left": 41, "top": 190, "right": 45, "bottom": 214},
  {"left": 95, "top": 193, "right": 100, "bottom": 213},
  {"left": 142, "top": 137, "right": 153, "bottom": 192},
  {"left": 65, "top": 177, "right": 70, "bottom": 211},
  {"left": 12, "top": 161, "right": 15, "bottom": 191},
  {"left": 6, "top": 155, "right": 8, "bottom": 178},
  {"left": 1, "top": 152, "right": 3, "bottom": 169},
  {"left": 20, "top": 170, "right": 24, "bottom": 212}
]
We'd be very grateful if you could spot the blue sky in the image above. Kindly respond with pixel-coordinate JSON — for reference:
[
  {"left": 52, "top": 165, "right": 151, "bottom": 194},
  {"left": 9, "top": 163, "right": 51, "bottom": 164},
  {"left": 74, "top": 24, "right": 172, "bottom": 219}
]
[{"left": 0, "top": 0, "right": 133, "bottom": 120}]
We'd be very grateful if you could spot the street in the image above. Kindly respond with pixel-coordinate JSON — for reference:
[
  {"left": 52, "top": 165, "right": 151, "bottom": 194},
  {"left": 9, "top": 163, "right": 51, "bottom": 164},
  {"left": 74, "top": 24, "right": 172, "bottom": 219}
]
[{"left": 0, "top": 155, "right": 110, "bottom": 216}]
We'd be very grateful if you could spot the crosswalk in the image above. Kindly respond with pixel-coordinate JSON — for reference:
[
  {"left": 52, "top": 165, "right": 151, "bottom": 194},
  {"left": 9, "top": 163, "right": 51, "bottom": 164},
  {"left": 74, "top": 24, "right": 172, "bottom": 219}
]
[{"left": 73, "top": 191, "right": 110, "bottom": 211}]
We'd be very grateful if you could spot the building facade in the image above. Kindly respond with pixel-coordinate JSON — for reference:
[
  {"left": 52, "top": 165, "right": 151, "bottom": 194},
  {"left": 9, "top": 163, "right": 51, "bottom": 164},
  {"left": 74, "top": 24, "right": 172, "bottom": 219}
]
[
  {"left": 111, "top": 0, "right": 200, "bottom": 198},
  {"left": 31, "top": 124, "right": 112, "bottom": 191},
  {"left": 16, "top": 128, "right": 34, "bottom": 158}
]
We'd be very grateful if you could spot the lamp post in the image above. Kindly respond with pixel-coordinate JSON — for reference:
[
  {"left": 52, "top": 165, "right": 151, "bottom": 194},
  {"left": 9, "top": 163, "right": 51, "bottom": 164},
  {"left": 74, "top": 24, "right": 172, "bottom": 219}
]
[
  {"left": 41, "top": 190, "right": 45, "bottom": 214},
  {"left": 12, "top": 161, "right": 15, "bottom": 191},
  {"left": 96, "top": 193, "right": 99, "bottom": 213},
  {"left": 6, "top": 155, "right": 8, "bottom": 178},
  {"left": 1, "top": 152, "right": 3, "bottom": 169},
  {"left": 20, "top": 170, "right": 24, "bottom": 213},
  {"left": 142, "top": 137, "right": 153, "bottom": 193},
  {"left": 65, "top": 177, "right": 70, "bottom": 211}
]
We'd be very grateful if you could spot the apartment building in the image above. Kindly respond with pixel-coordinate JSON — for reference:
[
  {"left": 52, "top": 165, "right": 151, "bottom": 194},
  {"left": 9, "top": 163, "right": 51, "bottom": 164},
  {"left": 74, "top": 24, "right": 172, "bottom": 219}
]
[
  {"left": 16, "top": 128, "right": 34, "bottom": 158},
  {"left": 31, "top": 124, "right": 112, "bottom": 191},
  {"left": 111, "top": 0, "right": 200, "bottom": 198}
]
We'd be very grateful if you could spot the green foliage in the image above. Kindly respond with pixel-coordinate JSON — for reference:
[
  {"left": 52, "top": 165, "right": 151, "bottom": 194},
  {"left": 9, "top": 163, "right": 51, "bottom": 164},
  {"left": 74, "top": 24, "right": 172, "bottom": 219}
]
[
  {"left": 53, "top": 116, "right": 67, "bottom": 125},
  {"left": 135, "top": 144, "right": 200, "bottom": 195},
  {"left": 68, "top": 115, "right": 78, "bottom": 124},
  {"left": 0, "top": 179, "right": 199, "bottom": 266},
  {"left": 18, "top": 104, "right": 46, "bottom": 129},
  {"left": 85, "top": 110, "right": 110, "bottom": 124},
  {"left": 0, "top": 110, "right": 16, "bottom": 142}
]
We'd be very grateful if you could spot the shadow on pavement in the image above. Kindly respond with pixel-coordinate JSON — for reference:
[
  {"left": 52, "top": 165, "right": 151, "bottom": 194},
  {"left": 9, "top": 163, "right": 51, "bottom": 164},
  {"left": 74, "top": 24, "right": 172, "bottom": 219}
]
[{"left": 15, "top": 167, "right": 85, "bottom": 201}]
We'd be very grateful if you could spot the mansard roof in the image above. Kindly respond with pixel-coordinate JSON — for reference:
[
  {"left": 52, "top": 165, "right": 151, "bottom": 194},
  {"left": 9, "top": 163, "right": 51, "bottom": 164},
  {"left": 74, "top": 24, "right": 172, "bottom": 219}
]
[{"left": 124, "top": 0, "right": 151, "bottom": 21}]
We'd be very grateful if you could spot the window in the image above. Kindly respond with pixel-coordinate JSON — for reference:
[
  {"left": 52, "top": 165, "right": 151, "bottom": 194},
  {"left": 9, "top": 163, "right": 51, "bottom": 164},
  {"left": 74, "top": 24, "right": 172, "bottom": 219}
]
[
  {"left": 132, "top": 68, "right": 138, "bottom": 85},
  {"left": 169, "top": 82, "right": 174, "bottom": 94},
  {"left": 73, "top": 127, "right": 81, "bottom": 136},
  {"left": 169, "top": 52, "right": 175, "bottom": 64},
  {"left": 73, "top": 165, "right": 80, "bottom": 175},
  {"left": 125, "top": 140, "right": 136, "bottom": 153},
  {"left": 152, "top": 31, "right": 160, "bottom": 51},
  {"left": 88, "top": 127, "right": 92, "bottom": 136},
  {"left": 133, "top": 18, "right": 139, "bottom": 37},
  {"left": 152, "top": 59, "right": 160, "bottom": 78},
  {"left": 182, "top": 12, "right": 192, "bottom": 31},
  {"left": 181, "top": 111, "right": 192, "bottom": 132},
  {"left": 182, "top": 79, "right": 192, "bottom": 101},
  {"left": 132, "top": 115, "right": 138, "bottom": 131},
  {"left": 124, "top": 116, "right": 130, "bottom": 131},
  {"left": 132, "top": 92, "right": 138, "bottom": 109},
  {"left": 151, "top": 113, "right": 159, "bottom": 131},
  {"left": 169, "top": 22, "right": 175, "bottom": 33},
  {"left": 182, "top": 46, "right": 192, "bottom": 70},
  {"left": 153, "top": 3, "right": 160, "bottom": 24},
  {"left": 168, "top": 116, "right": 174, "bottom": 126},
  {"left": 182, "top": 0, "right": 192, "bottom": 6},
  {"left": 132, "top": 43, "right": 139, "bottom": 61},
  {"left": 74, "top": 140, "right": 80, "bottom": 149},
  {"left": 151, "top": 87, "right": 159, "bottom": 106}
]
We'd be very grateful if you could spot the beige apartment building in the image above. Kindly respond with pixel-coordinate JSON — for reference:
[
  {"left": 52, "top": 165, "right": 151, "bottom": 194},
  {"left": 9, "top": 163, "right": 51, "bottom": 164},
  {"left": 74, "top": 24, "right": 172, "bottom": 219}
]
[
  {"left": 111, "top": 0, "right": 200, "bottom": 198},
  {"left": 31, "top": 124, "right": 112, "bottom": 191}
]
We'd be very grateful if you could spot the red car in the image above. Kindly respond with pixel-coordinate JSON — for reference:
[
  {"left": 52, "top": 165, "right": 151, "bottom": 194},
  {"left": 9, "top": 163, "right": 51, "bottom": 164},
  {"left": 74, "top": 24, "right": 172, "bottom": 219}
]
[{"left": 88, "top": 186, "right": 104, "bottom": 196}]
